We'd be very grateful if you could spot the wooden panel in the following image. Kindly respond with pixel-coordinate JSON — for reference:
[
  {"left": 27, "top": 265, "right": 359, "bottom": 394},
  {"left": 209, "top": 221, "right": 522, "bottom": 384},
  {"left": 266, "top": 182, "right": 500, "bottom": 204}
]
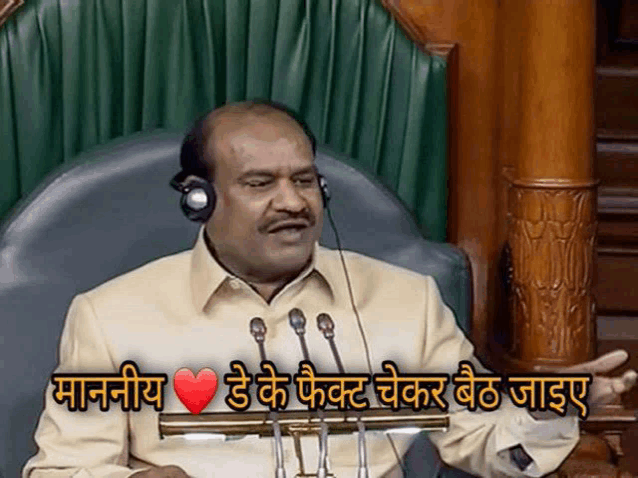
[
  {"left": 599, "top": 207, "right": 638, "bottom": 240},
  {"left": 597, "top": 142, "right": 638, "bottom": 189},
  {"left": 596, "top": 67, "right": 638, "bottom": 139},
  {"left": 597, "top": 0, "right": 638, "bottom": 66},
  {"left": 0, "top": 0, "right": 23, "bottom": 29},
  {"left": 618, "top": 0, "right": 638, "bottom": 41},
  {"left": 596, "top": 254, "right": 638, "bottom": 313},
  {"left": 597, "top": 174, "right": 638, "bottom": 315}
]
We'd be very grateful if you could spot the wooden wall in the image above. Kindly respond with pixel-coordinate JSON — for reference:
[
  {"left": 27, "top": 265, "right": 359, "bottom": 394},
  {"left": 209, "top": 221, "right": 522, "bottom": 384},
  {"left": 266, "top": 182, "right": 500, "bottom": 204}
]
[
  {"left": 381, "top": 0, "right": 502, "bottom": 367},
  {"left": 596, "top": 0, "right": 638, "bottom": 414},
  {"left": 596, "top": 0, "right": 638, "bottom": 320},
  {"left": 383, "top": 0, "right": 600, "bottom": 371}
]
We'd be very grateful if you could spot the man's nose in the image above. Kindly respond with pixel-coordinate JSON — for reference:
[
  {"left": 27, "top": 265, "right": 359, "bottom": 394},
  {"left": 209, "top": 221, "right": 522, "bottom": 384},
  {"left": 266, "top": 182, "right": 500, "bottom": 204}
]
[{"left": 273, "top": 180, "right": 306, "bottom": 212}]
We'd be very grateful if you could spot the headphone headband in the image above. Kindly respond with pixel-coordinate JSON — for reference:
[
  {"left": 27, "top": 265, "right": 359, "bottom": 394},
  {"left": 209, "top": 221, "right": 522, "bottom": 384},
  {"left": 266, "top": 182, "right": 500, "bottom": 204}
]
[{"left": 171, "top": 172, "right": 330, "bottom": 222}]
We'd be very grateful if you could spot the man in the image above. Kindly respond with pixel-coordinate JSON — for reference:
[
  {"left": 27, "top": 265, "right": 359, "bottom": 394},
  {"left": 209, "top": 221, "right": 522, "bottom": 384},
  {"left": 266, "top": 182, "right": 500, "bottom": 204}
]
[{"left": 24, "top": 101, "right": 637, "bottom": 477}]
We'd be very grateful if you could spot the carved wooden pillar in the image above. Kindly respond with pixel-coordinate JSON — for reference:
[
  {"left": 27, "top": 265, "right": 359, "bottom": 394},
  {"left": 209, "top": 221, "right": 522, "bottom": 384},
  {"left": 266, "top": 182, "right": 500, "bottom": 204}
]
[{"left": 506, "top": 1, "right": 598, "bottom": 370}]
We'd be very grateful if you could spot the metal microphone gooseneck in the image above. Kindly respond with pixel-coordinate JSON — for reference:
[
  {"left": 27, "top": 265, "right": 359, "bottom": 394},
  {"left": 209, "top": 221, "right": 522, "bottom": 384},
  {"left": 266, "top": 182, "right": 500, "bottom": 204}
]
[
  {"left": 250, "top": 317, "right": 286, "bottom": 478},
  {"left": 316, "top": 313, "right": 344, "bottom": 373},
  {"left": 317, "top": 313, "right": 369, "bottom": 478},
  {"left": 288, "top": 308, "right": 329, "bottom": 478}
]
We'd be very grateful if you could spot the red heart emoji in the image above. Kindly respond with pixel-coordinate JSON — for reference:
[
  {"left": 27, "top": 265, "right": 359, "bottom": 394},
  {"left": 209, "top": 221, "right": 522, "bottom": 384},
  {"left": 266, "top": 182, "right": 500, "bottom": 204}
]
[{"left": 173, "top": 368, "right": 218, "bottom": 414}]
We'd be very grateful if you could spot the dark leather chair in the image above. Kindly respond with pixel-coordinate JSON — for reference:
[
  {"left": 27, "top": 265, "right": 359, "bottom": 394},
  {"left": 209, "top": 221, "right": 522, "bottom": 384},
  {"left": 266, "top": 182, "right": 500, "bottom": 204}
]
[{"left": 0, "top": 131, "right": 472, "bottom": 477}]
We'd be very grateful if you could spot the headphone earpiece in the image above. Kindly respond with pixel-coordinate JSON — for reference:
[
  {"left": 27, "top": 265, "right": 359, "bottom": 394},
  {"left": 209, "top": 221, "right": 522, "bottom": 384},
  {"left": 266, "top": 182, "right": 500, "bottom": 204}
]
[
  {"left": 318, "top": 174, "right": 330, "bottom": 208},
  {"left": 170, "top": 173, "right": 216, "bottom": 222}
]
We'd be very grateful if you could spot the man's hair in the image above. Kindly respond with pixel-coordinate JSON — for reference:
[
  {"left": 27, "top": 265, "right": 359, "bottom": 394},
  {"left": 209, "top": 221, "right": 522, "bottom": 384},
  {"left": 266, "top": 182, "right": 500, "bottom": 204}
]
[{"left": 179, "top": 100, "right": 317, "bottom": 182}]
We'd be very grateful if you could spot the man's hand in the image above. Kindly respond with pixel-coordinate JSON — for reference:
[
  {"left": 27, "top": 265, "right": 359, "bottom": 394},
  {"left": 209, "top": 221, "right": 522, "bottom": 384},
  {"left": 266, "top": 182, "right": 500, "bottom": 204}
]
[
  {"left": 559, "top": 349, "right": 637, "bottom": 409},
  {"left": 130, "top": 465, "right": 190, "bottom": 477}
]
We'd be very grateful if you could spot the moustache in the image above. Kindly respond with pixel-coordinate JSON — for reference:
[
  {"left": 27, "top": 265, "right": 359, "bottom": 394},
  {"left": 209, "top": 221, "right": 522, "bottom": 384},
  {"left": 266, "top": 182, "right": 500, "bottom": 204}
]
[{"left": 258, "top": 211, "right": 316, "bottom": 234}]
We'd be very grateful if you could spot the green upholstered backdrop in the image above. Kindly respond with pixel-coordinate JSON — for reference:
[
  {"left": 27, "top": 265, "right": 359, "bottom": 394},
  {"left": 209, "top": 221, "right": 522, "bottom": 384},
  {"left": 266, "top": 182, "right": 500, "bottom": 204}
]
[{"left": 0, "top": 0, "right": 448, "bottom": 241}]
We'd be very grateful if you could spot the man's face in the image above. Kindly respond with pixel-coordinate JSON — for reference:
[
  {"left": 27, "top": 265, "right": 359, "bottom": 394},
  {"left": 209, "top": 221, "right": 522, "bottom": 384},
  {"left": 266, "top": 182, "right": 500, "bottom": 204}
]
[{"left": 204, "top": 113, "right": 324, "bottom": 281}]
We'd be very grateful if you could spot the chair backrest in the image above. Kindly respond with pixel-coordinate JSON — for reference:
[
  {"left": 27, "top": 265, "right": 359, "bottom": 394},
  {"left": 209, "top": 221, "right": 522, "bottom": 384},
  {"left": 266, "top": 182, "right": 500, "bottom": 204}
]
[
  {"left": 0, "top": 131, "right": 471, "bottom": 477},
  {"left": 0, "top": 0, "right": 449, "bottom": 241}
]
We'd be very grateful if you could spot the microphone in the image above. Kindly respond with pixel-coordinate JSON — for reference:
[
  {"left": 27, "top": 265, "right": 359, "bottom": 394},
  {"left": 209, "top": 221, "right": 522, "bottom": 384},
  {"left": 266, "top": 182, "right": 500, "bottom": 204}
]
[
  {"left": 250, "top": 317, "right": 286, "bottom": 478},
  {"left": 249, "top": 317, "right": 267, "bottom": 361},
  {"left": 288, "top": 308, "right": 329, "bottom": 478},
  {"left": 316, "top": 313, "right": 344, "bottom": 373},
  {"left": 288, "top": 308, "right": 310, "bottom": 360},
  {"left": 317, "top": 313, "right": 369, "bottom": 478}
]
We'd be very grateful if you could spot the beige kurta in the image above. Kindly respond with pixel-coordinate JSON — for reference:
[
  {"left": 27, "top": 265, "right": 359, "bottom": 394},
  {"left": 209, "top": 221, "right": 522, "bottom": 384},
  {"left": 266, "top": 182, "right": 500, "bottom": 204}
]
[{"left": 24, "top": 229, "right": 578, "bottom": 477}]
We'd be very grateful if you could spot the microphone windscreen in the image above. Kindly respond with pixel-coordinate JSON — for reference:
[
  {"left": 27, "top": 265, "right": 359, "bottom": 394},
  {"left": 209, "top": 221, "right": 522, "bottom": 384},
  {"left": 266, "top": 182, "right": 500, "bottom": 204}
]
[
  {"left": 316, "top": 313, "right": 335, "bottom": 338},
  {"left": 250, "top": 317, "right": 266, "bottom": 340},
  {"left": 288, "top": 308, "right": 306, "bottom": 333}
]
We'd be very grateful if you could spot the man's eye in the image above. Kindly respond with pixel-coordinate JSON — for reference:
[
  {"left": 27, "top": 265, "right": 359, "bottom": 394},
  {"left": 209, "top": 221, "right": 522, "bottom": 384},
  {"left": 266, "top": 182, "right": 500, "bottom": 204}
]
[
  {"left": 294, "top": 178, "right": 314, "bottom": 186},
  {"left": 247, "top": 181, "right": 270, "bottom": 188}
]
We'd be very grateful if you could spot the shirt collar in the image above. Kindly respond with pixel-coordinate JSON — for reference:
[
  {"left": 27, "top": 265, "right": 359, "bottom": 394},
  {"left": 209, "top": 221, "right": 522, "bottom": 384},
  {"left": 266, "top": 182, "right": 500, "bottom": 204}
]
[{"left": 190, "top": 227, "right": 337, "bottom": 312}]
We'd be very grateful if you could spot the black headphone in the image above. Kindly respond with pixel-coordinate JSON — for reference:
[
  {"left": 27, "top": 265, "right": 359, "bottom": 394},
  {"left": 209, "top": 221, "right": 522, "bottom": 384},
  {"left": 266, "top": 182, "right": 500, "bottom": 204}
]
[
  {"left": 170, "top": 170, "right": 331, "bottom": 223},
  {"left": 171, "top": 101, "right": 330, "bottom": 223}
]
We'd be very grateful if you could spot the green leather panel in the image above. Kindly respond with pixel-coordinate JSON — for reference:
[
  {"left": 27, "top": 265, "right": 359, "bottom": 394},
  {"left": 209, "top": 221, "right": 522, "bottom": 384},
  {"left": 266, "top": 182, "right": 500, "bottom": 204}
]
[{"left": 0, "top": 0, "right": 448, "bottom": 241}]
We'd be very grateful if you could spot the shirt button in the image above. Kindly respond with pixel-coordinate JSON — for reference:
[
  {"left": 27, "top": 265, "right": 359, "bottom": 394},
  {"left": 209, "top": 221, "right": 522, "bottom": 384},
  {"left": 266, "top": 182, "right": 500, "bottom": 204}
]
[{"left": 229, "top": 279, "right": 241, "bottom": 290}]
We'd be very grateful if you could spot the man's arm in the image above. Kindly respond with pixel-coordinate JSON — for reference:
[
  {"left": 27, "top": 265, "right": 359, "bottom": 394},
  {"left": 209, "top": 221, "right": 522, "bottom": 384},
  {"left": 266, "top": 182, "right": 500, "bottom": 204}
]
[
  {"left": 420, "top": 276, "right": 579, "bottom": 478},
  {"left": 23, "top": 294, "right": 140, "bottom": 478}
]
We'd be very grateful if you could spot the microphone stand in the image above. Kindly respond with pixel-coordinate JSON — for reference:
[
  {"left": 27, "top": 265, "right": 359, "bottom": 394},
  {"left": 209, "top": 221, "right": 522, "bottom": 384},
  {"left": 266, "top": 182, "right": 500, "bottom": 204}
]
[
  {"left": 250, "top": 317, "right": 287, "bottom": 478},
  {"left": 289, "top": 309, "right": 330, "bottom": 478},
  {"left": 317, "top": 313, "right": 369, "bottom": 478}
]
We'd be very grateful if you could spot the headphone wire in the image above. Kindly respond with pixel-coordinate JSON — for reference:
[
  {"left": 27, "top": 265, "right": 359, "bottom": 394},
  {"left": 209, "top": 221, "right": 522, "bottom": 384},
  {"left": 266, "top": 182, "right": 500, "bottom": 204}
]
[{"left": 325, "top": 206, "right": 407, "bottom": 478}]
